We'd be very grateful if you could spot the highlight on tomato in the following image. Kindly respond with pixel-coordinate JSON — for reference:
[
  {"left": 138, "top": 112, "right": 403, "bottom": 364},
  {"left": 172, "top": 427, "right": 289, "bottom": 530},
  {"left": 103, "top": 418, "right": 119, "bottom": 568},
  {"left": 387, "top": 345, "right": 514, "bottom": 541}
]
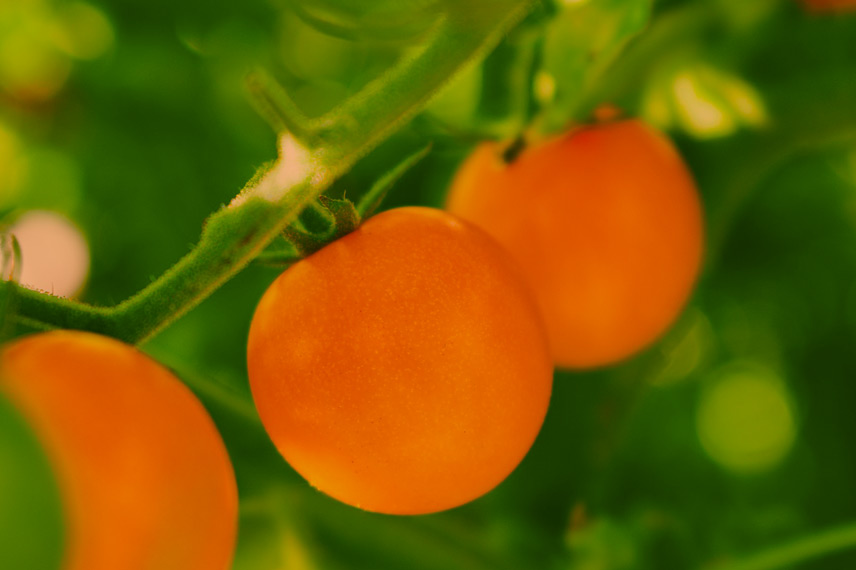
[
  {"left": 247, "top": 206, "right": 553, "bottom": 515},
  {"left": 0, "top": 330, "right": 238, "bottom": 570},
  {"left": 446, "top": 118, "right": 704, "bottom": 369}
]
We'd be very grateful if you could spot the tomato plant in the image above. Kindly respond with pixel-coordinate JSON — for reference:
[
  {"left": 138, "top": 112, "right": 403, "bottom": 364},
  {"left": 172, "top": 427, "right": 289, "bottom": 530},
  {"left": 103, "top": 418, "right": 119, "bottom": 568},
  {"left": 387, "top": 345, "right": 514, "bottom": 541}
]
[
  {"left": 0, "top": 331, "right": 238, "bottom": 570},
  {"left": 247, "top": 207, "right": 552, "bottom": 515},
  {"left": 2, "top": 0, "right": 856, "bottom": 569},
  {"left": 447, "top": 118, "right": 704, "bottom": 368}
]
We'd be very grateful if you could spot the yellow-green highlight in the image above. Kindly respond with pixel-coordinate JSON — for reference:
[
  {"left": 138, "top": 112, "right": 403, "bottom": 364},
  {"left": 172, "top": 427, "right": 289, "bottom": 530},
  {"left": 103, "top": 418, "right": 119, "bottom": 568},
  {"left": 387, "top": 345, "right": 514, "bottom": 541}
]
[{"left": 696, "top": 363, "right": 797, "bottom": 474}]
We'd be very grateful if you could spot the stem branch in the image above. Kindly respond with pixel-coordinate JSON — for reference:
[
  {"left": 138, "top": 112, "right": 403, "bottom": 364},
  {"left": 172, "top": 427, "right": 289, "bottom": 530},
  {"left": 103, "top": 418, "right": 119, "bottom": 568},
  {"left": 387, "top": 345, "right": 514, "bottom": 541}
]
[{"left": 7, "top": 0, "right": 536, "bottom": 346}]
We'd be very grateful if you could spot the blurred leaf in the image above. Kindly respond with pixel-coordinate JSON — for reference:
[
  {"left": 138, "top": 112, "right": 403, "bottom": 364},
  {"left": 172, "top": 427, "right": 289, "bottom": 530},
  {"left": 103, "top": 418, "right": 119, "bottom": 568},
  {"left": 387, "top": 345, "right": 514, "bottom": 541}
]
[
  {"left": 538, "top": 0, "right": 652, "bottom": 132},
  {"left": 567, "top": 517, "right": 639, "bottom": 570},
  {"left": 640, "top": 61, "right": 768, "bottom": 140},
  {"left": 0, "top": 391, "right": 64, "bottom": 570},
  {"left": 286, "top": 0, "right": 442, "bottom": 43}
]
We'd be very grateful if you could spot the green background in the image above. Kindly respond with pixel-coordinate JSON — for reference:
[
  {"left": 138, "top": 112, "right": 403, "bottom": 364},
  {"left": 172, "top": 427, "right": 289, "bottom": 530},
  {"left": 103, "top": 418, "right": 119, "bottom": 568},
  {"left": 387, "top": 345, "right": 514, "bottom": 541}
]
[{"left": 2, "top": 0, "right": 856, "bottom": 568}]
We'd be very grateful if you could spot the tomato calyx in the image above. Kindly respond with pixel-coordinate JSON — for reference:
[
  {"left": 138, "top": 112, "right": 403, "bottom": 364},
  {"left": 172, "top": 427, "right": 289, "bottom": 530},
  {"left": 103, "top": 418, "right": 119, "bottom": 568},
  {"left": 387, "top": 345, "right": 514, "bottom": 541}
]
[
  {"left": 500, "top": 135, "right": 527, "bottom": 165},
  {"left": 592, "top": 103, "right": 624, "bottom": 124},
  {"left": 494, "top": 104, "right": 625, "bottom": 166},
  {"left": 283, "top": 196, "right": 361, "bottom": 259},
  {"left": 256, "top": 144, "right": 431, "bottom": 268}
]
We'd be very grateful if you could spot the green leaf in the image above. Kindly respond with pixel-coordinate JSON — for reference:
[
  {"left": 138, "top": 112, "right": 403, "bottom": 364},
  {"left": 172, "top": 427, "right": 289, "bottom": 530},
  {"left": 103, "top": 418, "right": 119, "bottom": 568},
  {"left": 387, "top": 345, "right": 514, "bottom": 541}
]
[
  {"left": 287, "top": 0, "right": 443, "bottom": 43},
  {"left": 538, "top": 0, "right": 652, "bottom": 132},
  {"left": 425, "top": 3, "right": 553, "bottom": 140},
  {"left": 356, "top": 144, "right": 432, "bottom": 219},
  {"left": 0, "top": 391, "right": 65, "bottom": 570},
  {"left": 281, "top": 223, "right": 328, "bottom": 259},
  {"left": 254, "top": 239, "right": 304, "bottom": 268}
]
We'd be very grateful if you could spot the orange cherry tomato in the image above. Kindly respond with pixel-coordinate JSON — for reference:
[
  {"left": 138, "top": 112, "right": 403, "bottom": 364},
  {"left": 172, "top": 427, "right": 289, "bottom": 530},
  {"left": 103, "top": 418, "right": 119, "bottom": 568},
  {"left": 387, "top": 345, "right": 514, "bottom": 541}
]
[
  {"left": 446, "top": 119, "right": 704, "bottom": 369},
  {"left": 0, "top": 331, "right": 238, "bottom": 570},
  {"left": 247, "top": 206, "right": 552, "bottom": 515}
]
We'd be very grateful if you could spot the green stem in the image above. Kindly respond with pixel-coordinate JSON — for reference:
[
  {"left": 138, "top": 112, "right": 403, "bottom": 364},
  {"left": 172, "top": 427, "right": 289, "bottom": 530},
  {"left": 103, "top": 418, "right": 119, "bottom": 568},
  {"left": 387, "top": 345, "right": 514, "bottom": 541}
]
[
  {"left": 14, "top": 286, "right": 115, "bottom": 335},
  {"left": 711, "top": 521, "right": 856, "bottom": 570},
  {"left": 312, "top": 0, "right": 535, "bottom": 162},
  {"left": 8, "top": 1, "right": 536, "bottom": 346},
  {"left": 112, "top": 198, "right": 301, "bottom": 344}
]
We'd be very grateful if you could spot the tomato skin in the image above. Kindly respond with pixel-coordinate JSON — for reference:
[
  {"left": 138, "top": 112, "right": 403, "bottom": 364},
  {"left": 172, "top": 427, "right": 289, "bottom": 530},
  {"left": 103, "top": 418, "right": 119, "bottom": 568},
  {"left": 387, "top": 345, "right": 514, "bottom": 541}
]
[
  {"left": 0, "top": 331, "right": 238, "bottom": 570},
  {"left": 447, "top": 119, "right": 704, "bottom": 369},
  {"left": 247, "top": 207, "right": 552, "bottom": 515}
]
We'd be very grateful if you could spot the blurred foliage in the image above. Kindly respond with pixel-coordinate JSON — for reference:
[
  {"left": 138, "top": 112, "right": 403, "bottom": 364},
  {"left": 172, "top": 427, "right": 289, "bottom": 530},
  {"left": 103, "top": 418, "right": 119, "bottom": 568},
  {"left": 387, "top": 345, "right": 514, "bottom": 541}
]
[
  {"left": 0, "top": 390, "right": 63, "bottom": 570},
  {"left": 2, "top": 0, "right": 856, "bottom": 568}
]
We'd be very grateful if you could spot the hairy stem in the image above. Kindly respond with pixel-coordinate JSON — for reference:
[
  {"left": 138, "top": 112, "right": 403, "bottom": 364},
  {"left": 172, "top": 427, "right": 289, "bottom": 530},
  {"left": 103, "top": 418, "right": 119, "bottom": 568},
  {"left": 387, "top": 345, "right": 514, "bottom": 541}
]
[{"left": 8, "top": 0, "right": 536, "bottom": 346}]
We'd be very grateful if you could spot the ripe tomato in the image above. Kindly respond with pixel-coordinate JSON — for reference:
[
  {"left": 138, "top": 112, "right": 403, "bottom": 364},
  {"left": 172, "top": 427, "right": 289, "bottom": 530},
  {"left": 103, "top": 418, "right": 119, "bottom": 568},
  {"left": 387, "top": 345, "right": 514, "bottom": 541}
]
[
  {"left": 0, "top": 331, "right": 238, "bottom": 570},
  {"left": 247, "top": 207, "right": 552, "bottom": 515},
  {"left": 446, "top": 119, "right": 704, "bottom": 369}
]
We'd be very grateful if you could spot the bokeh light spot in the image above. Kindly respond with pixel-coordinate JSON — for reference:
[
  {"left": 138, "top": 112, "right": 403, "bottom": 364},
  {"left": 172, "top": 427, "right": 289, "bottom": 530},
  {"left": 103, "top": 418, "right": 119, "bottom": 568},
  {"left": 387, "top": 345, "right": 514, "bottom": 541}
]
[
  {"left": 696, "top": 364, "right": 797, "bottom": 474},
  {"left": 51, "top": 2, "right": 115, "bottom": 60},
  {"left": 0, "top": 27, "right": 72, "bottom": 102},
  {"left": 10, "top": 210, "right": 90, "bottom": 298}
]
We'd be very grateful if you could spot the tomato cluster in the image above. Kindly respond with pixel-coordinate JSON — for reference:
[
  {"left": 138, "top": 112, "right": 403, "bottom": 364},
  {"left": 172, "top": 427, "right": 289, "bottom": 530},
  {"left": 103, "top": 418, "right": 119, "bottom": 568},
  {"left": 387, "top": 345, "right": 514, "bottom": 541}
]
[
  {"left": 2, "top": 114, "right": 703, "bottom": 561},
  {"left": 246, "top": 118, "right": 703, "bottom": 513}
]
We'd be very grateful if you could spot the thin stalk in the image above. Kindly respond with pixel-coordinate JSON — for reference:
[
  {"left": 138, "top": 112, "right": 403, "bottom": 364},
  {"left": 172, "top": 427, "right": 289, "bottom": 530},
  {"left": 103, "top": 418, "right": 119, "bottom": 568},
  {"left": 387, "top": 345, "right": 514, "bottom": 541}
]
[
  {"left": 710, "top": 521, "right": 856, "bottom": 570},
  {"left": 312, "top": 0, "right": 536, "bottom": 162}
]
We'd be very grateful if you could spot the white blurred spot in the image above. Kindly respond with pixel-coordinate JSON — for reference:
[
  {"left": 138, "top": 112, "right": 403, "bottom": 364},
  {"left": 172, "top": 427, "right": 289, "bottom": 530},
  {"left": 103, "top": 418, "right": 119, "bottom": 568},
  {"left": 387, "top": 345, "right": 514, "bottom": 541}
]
[
  {"left": 10, "top": 210, "right": 89, "bottom": 297},
  {"left": 230, "top": 133, "right": 326, "bottom": 207}
]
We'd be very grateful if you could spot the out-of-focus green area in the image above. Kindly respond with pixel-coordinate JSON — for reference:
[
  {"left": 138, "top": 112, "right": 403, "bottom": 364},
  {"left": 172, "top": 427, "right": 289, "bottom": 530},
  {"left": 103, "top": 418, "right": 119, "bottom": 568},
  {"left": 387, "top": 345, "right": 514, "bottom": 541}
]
[
  {"left": 0, "top": 390, "right": 64, "bottom": 570},
  {"left": 1, "top": 0, "right": 856, "bottom": 568}
]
